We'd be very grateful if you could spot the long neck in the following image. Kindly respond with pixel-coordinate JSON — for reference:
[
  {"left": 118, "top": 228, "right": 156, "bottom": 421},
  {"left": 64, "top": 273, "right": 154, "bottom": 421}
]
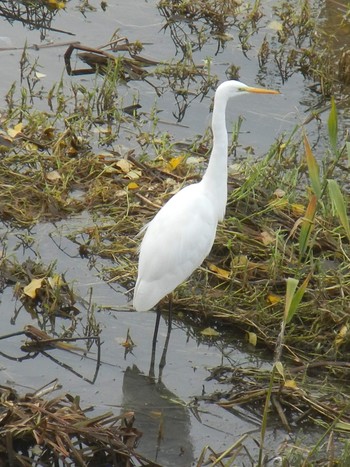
[{"left": 201, "top": 90, "right": 229, "bottom": 221}]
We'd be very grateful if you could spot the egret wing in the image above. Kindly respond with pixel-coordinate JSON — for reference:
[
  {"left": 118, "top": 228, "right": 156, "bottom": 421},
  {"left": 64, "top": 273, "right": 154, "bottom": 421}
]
[{"left": 133, "top": 184, "right": 217, "bottom": 311}]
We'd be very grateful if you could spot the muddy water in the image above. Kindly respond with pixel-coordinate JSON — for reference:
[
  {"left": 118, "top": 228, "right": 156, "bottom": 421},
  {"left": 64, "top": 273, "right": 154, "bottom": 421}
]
[{"left": 0, "top": 1, "right": 348, "bottom": 465}]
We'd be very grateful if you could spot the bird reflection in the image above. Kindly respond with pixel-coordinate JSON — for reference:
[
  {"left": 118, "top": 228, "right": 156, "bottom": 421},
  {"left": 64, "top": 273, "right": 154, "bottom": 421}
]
[{"left": 122, "top": 317, "right": 194, "bottom": 466}]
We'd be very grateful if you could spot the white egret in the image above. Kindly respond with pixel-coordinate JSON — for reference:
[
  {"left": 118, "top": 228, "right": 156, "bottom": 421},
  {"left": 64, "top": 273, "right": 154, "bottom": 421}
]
[{"left": 133, "top": 80, "right": 279, "bottom": 313}]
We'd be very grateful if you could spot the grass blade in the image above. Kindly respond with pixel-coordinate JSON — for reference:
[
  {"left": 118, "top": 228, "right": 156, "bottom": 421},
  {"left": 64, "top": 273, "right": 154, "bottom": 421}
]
[
  {"left": 286, "top": 273, "right": 312, "bottom": 324},
  {"left": 299, "top": 194, "right": 317, "bottom": 257},
  {"left": 284, "top": 277, "right": 299, "bottom": 324},
  {"left": 284, "top": 275, "right": 311, "bottom": 325},
  {"left": 327, "top": 179, "right": 350, "bottom": 241},
  {"left": 328, "top": 96, "right": 338, "bottom": 152},
  {"left": 304, "top": 135, "right": 321, "bottom": 198}
]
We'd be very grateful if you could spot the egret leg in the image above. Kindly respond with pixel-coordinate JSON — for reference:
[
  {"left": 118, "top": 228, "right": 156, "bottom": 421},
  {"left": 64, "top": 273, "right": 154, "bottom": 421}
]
[
  {"left": 158, "top": 295, "right": 172, "bottom": 380},
  {"left": 149, "top": 305, "right": 161, "bottom": 379}
]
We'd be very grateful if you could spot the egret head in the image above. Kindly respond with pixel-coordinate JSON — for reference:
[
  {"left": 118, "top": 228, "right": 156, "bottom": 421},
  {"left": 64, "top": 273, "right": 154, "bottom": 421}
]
[{"left": 217, "top": 80, "right": 280, "bottom": 100}]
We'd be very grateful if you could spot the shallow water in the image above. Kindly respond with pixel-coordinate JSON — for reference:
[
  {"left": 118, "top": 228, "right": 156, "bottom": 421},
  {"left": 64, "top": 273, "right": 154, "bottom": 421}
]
[
  {"left": 0, "top": 0, "right": 348, "bottom": 465},
  {"left": 0, "top": 219, "right": 285, "bottom": 465}
]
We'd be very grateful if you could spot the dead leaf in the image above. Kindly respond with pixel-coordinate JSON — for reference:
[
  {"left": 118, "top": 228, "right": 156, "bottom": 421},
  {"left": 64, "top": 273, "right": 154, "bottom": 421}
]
[
  {"left": 7, "top": 123, "right": 23, "bottom": 138},
  {"left": 46, "top": 170, "right": 62, "bottom": 181},
  {"left": 267, "top": 20, "right": 283, "bottom": 31},
  {"left": 274, "top": 188, "right": 285, "bottom": 198},
  {"left": 260, "top": 230, "right": 275, "bottom": 245},
  {"left": 126, "top": 169, "right": 141, "bottom": 180},
  {"left": 127, "top": 182, "right": 139, "bottom": 190},
  {"left": 335, "top": 325, "right": 348, "bottom": 347},
  {"left": 43, "top": 127, "right": 55, "bottom": 139},
  {"left": 23, "top": 278, "right": 44, "bottom": 298},
  {"left": 186, "top": 156, "right": 204, "bottom": 165},
  {"left": 116, "top": 159, "right": 132, "bottom": 173},
  {"left": 208, "top": 263, "right": 231, "bottom": 279}
]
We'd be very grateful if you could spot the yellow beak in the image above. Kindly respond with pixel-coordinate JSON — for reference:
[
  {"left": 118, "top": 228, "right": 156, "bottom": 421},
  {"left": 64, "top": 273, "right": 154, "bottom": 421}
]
[{"left": 243, "top": 86, "right": 280, "bottom": 94}]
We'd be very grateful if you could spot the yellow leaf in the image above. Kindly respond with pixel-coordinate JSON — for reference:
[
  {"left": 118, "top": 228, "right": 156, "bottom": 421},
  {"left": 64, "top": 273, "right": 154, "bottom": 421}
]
[
  {"left": 260, "top": 230, "right": 275, "bottom": 245},
  {"left": 127, "top": 182, "right": 139, "bottom": 190},
  {"left": 23, "top": 278, "right": 44, "bottom": 298},
  {"left": 335, "top": 325, "right": 348, "bottom": 347},
  {"left": 46, "top": 0, "right": 66, "bottom": 9},
  {"left": 291, "top": 203, "right": 305, "bottom": 216},
  {"left": 121, "top": 339, "right": 135, "bottom": 349},
  {"left": 267, "top": 293, "right": 281, "bottom": 305},
  {"left": 168, "top": 156, "right": 184, "bottom": 171},
  {"left": 201, "top": 327, "right": 220, "bottom": 337},
  {"left": 284, "top": 379, "right": 298, "bottom": 389},
  {"left": 7, "top": 123, "right": 23, "bottom": 138},
  {"left": 247, "top": 332, "right": 257, "bottom": 346},
  {"left": 208, "top": 263, "right": 231, "bottom": 280}
]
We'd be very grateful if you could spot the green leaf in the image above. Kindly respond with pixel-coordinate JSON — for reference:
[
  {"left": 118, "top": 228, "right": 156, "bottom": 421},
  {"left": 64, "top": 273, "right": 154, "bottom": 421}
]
[
  {"left": 346, "top": 141, "right": 350, "bottom": 167},
  {"left": 335, "top": 421, "right": 350, "bottom": 432},
  {"left": 304, "top": 135, "right": 321, "bottom": 198},
  {"left": 247, "top": 331, "right": 257, "bottom": 346},
  {"left": 275, "top": 361, "right": 285, "bottom": 379},
  {"left": 284, "top": 278, "right": 298, "bottom": 324},
  {"left": 328, "top": 96, "right": 338, "bottom": 151},
  {"left": 288, "top": 273, "right": 311, "bottom": 324},
  {"left": 328, "top": 179, "right": 350, "bottom": 241},
  {"left": 299, "top": 194, "right": 317, "bottom": 257},
  {"left": 284, "top": 275, "right": 311, "bottom": 324}
]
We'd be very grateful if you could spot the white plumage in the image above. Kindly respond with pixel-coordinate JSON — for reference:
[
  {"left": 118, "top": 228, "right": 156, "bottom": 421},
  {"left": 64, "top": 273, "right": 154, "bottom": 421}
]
[{"left": 133, "top": 80, "right": 279, "bottom": 312}]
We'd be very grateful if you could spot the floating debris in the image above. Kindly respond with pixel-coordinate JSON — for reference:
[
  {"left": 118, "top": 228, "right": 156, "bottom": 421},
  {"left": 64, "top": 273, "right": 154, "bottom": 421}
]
[{"left": 0, "top": 382, "right": 152, "bottom": 466}]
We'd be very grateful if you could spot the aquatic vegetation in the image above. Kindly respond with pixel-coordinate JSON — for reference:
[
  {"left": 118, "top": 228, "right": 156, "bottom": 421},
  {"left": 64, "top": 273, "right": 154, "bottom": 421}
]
[
  {"left": 0, "top": 382, "right": 147, "bottom": 466},
  {"left": 1, "top": 0, "right": 350, "bottom": 464}
]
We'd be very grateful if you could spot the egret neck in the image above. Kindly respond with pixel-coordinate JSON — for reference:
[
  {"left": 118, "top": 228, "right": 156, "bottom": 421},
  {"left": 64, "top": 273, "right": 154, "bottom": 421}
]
[{"left": 201, "top": 85, "right": 229, "bottom": 223}]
